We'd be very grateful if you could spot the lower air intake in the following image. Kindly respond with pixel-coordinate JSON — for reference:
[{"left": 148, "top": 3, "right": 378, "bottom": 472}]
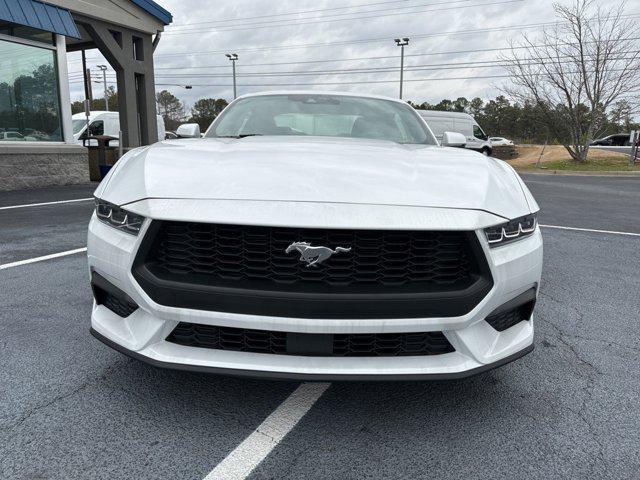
[
  {"left": 333, "top": 332, "right": 455, "bottom": 356},
  {"left": 91, "top": 273, "right": 138, "bottom": 318},
  {"left": 167, "top": 323, "right": 455, "bottom": 357},
  {"left": 485, "top": 290, "right": 536, "bottom": 332},
  {"left": 168, "top": 322, "right": 287, "bottom": 354}
]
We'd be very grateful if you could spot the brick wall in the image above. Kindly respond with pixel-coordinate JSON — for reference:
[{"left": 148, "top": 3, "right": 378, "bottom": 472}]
[{"left": 0, "top": 145, "right": 89, "bottom": 191}]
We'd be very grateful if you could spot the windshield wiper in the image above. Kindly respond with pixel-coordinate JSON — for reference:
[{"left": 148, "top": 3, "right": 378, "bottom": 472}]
[{"left": 218, "top": 134, "right": 263, "bottom": 139}]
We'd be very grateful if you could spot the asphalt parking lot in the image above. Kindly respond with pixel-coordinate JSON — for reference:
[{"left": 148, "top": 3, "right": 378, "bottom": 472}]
[{"left": 1, "top": 173, "right": 639, "bottom": 480}]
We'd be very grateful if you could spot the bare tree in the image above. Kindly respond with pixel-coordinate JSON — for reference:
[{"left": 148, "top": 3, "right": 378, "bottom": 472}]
[{"left": 502, "top": 0, "right": 639, "bottom": 162}]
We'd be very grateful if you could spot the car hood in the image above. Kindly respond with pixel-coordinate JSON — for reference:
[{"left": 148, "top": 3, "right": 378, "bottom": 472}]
[{"left": 98, "top": 136, "right": 533, "bottom": 219}]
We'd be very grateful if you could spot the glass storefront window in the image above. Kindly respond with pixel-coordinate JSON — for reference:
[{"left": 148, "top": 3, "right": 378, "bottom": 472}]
[
  {"left": 0, "top": 22, "right": 55, "bottom": 45},
  {"left": 0, "top": 38, "right": 63, "bottom": 142}
]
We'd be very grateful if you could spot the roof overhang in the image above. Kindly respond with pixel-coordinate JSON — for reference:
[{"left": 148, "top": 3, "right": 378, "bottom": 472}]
[
  {"left": 0, "top": 0, "right": 81, "bottom": 38},
  {"left": 129, "top": 0, "right": 171, "bottom": 26}
]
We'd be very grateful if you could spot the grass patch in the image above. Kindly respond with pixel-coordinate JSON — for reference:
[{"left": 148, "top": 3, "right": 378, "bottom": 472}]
[{"left": 519, "top": 156, "right": 640, "bottom": 172}]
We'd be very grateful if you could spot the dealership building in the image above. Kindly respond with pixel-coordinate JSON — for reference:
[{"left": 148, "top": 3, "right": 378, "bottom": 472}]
[{"left": 0, "top": 0, "right": 172, "bottom": 191}]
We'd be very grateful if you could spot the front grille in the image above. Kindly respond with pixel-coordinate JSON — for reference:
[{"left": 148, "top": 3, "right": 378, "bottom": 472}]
[
  {"left": 133, "top": 221, "right": 493, "bottom": 318},
  {"left": 167, "top": 322, "right": 455, "bottom": 357},
  {"left": 142, "top": 222, "right": 476, "bottom": 291}
]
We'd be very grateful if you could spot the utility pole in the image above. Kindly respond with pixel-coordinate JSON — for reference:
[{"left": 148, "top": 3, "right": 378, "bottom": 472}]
[
  {"left": 225, "top": 53, "right": 239, "bottom": 99},
  {"left": 97, "top": 64, "right": 109, "bottom": 111},
  {"left": 394, "top": 37, "right": 409, "bottom": 100}
]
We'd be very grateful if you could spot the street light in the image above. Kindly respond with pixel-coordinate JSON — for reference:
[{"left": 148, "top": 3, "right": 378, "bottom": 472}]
[
  {"left": 225, "top": 53, "right": 238, "bottom": 99},
  {"left": 96, "top": 64, "right": 109, "bottom": 111},
  {"left": 394, "top": 37, "right": 409, "bottom": 100},
  {"left": 157, "top": 83, "right": 193, "bottom": 89}
]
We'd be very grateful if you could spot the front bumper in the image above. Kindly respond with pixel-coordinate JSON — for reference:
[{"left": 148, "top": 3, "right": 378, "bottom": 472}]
[
  {"left": 90, "top": 326, "right": 534, "bottom": 381},
  {"left": 88, "top": 210, "right": 543, "bottom": 380}
]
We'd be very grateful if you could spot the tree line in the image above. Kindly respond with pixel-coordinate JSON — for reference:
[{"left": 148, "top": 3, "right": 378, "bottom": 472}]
[
  {"left": 408, "top": 96, "right": 638, "bottom": 144},
  {"left": 71, "top": 86, "right": 118, "bottom": 114},
  {"left": 152, "top": 90, "right": 636, "bottom": 145}
]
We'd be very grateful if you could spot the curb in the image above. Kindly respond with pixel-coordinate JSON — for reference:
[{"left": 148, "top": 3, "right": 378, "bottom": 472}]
[{"left": 516, "top": 169, "right": 640, "bottom": 177}]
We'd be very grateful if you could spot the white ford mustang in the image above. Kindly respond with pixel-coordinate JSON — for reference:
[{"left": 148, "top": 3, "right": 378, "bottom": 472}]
[{"left": 88, "top": 91, "right": 543, "bottom": 380}]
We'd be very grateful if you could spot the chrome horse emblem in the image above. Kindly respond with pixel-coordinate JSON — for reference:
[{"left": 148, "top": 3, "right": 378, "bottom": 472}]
[{"left": 285, "top": 241, "right": 351, "bottom": 267}]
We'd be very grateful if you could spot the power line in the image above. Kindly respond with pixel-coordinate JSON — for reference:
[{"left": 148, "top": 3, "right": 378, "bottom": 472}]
[
  {"left": 149, "top": 73, "right": 540, "bottom": 88},
  {"left": 68, "top": 52, "right": 638, "bottom": 81},
  {"left": 68, "top": 33, "right": 552, "bottom": 65},
  {"left": 163, "top": 0, "right": 524, "bottom": 35},
  {"left": 150, "top": 59, "right": 640, "bottom": 79},
  {"left": 169, "top": 0, "right": 415, "bottom": 27},
  {"left": 141, "top": 16, "right": 640, "bottom": 56},
  {"left": 150, "top": 39, "right": 640, "bottom": 70},
  {"left": 68, "top": 12, "right": 640, "bottom": 65},
  {"left": 167, "top": 0, "right": 472, "bottom": 32},
  {"left": 69, "top": 67, "right": 637, "bottom": 87},
  {"left": 149, "top": 22, "right": 563, "bottom": 58}
]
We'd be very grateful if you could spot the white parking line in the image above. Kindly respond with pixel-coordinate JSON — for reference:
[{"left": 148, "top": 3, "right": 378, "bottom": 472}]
[
  {"left": 0, "top": 248, "right": 87, "bottom": 270},
  {"left": 203, "top": 382, "right": 330, "bottom": 480},
  {"left": 540, "top": 224, "right": 640, "bottom": 237},
  {"left": 0, "top": 198, "right": 93, "bottom": 211}
]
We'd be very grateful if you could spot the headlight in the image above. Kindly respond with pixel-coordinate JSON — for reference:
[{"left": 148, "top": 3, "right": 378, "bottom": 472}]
[
  {"left": 484, "top": 214, "right": 537, "bottom": 246},
  {"left": 94, "top": 198, "right": 145, "bottom": 236}
]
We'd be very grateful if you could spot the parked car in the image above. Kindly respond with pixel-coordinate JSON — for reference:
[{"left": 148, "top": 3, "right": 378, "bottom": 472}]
[
  {"left": 72, "top": 111, "right": 166, "bottom": 145},
  {"left": 417, "top": 110, "right": 492, "bottom": 156},
  {"left": 0, "top": 131, "right": 25, "bottom": 141},
  {"left": 89, "top": 91, "right": 542, "bottom": 380},
  {"left": 590, "top": 134, "right": 631, "bottom": 146},
  {"left": 490, "top": 137, "right": 514, "bottom": 146}
]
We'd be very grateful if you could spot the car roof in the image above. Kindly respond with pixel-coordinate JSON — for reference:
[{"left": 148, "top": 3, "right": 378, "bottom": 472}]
[
  {"left": 415, "top": 110, "right": 475, "bottom": 120},
  {"left": 71, "top": 111, "right": 118, "bottom": 120},
  {"left": 234, "top": 90, "right": 408, "bottom": 106}
]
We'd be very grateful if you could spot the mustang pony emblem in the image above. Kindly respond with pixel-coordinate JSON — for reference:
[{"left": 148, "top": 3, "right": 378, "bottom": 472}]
[{"left": 285, "top": 242, "right": 351, "bottom": 267}]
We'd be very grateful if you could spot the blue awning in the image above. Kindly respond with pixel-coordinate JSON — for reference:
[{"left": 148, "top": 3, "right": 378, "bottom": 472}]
[
  {"left": 130, "top": 0, "right": 172, "bottom": 25},
  {"left": 0, "top": 0, "right": 81, "bottom": 39}
]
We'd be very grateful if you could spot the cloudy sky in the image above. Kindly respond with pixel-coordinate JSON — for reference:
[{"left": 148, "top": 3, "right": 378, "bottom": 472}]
[{"left": 65, "top": 0, "right": 611, "bottom": 110}]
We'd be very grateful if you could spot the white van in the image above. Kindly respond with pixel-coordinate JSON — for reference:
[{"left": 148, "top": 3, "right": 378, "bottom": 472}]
[
  {"left": 72, "top": 111, "right": 165, "bottom": 145},
  {"left": 417, "top": 110, "right": 492, "bottom": 156}
]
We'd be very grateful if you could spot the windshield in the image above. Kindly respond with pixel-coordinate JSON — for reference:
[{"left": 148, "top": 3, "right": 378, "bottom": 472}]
[
  {"left": 72, "top": 119, "right": 87, "bottom": 135},
  {"left": 207, "top": 94, "right": 436, "bottom": 144}
]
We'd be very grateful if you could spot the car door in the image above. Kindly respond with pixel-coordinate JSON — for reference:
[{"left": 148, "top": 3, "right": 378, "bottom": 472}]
[
  {"left": 472, "top": 124, "right": 489, "bottom": 150},
  {"left": 6, "top": 132, "right": 24, "bottom": 141},
  {"left": 104, "top": 115, "right": 120, "bottom": 146},
  {"left": 457, "top": 119, "right": 479, "bottom": 150}
]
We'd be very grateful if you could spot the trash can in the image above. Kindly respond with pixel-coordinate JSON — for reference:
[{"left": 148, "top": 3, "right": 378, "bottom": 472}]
[
  {"left": 98, "top": 164, "right": 112, "bottom": 179},
  {"left": 85, "top": 135, "right": 119, "bottom": 181}
]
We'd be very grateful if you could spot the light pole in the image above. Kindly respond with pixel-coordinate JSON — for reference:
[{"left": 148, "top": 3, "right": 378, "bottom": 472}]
[
  {"left": 225, "top": 53, "right": 238, "bottom": 99},
  {"left": 96, "top": 64, "right": 109, "bottom": 111},
  {"left": 394, "top": 37, "right": 409, "bottom": 100}
]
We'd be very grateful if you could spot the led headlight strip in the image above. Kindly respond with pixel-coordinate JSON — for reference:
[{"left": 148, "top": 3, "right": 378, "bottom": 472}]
[
  {"left": 94, "top": 198, "right": 145, "bottom": 235},
  {"left": 484, "top": 214, "right": 537, "bottom": 246}
]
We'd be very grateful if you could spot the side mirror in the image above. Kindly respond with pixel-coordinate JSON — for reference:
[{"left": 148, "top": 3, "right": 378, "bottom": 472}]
[
  {"left": 176, "top": 123, "right": 201, "bottom": 138},
  {"left": 441, "top": 131, "right": 466, "bottom": 148}
]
